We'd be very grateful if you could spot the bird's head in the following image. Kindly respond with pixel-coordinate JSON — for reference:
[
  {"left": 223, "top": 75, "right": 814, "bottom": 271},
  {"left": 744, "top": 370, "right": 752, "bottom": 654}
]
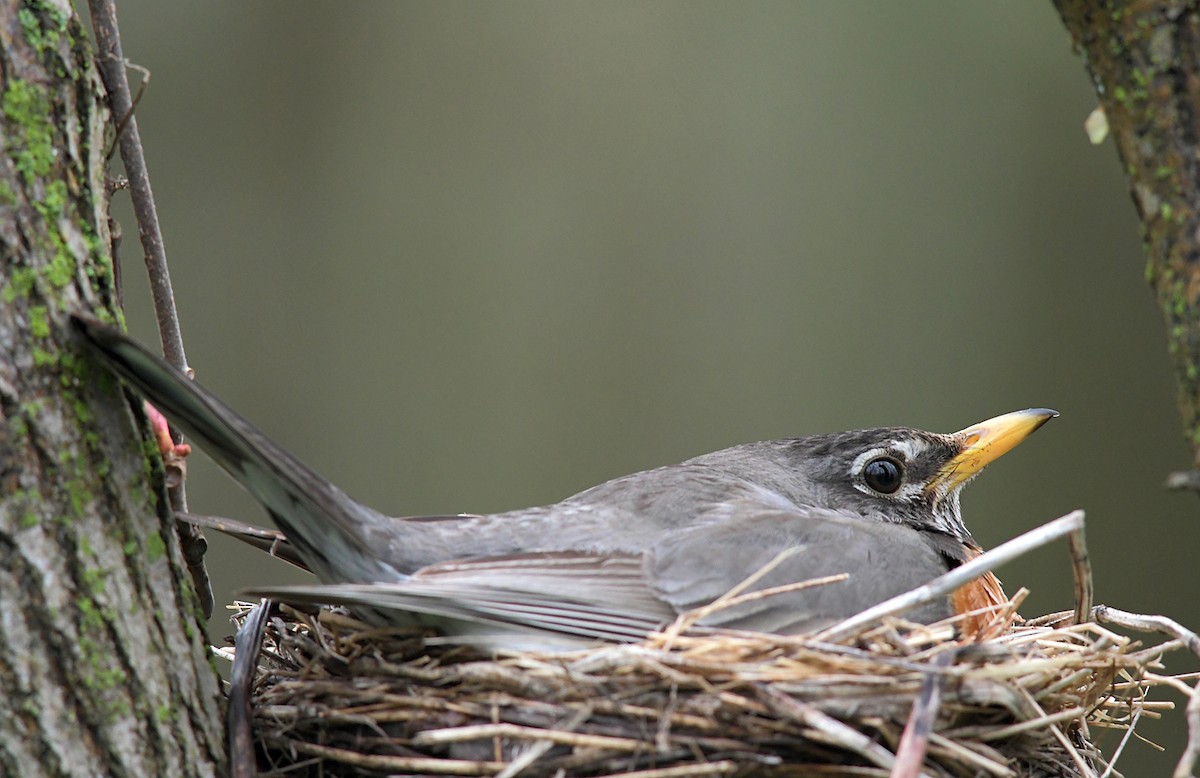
[{"left": 778, "top": 408, "right": 1057, "bottom": 546}]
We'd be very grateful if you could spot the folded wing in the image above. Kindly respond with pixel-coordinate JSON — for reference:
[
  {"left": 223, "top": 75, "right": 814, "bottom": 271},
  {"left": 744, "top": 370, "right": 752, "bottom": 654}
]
[{"left": 249, "top": 507, "right": 956, "bottom": 650}]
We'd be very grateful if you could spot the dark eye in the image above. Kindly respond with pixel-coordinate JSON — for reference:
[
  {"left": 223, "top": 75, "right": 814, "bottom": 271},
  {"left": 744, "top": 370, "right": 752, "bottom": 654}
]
[{"left": 863, "top": 457, "right": 904, "bottom": 495}]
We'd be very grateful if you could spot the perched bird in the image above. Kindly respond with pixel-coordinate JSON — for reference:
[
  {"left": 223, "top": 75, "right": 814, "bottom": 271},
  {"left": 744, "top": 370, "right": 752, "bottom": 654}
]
[{"left": 73, "top": 316, "right": 1054, "bottom": 650}]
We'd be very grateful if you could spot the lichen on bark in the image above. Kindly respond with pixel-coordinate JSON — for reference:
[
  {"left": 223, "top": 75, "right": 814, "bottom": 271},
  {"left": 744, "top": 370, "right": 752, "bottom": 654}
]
[
  {"left": 1055, "top": 2, "right": 1200, "bottom": 466},
  {"left": 0, "top": 2, "right": 224, "bottom": 775}
]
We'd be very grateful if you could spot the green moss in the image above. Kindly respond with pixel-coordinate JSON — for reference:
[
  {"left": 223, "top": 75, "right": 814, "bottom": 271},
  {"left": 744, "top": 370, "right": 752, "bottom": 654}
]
[
  {"left": 10, "top": 487, "right": 41, "bottom": 528},
  {"left": 32, "top": 347, "right": 55, "bottom": 366},
  {"left": 35, "top": 179, "right": 67, "bottom": 219},
  {"left": 78, "top": 629, "right": 128, "bottom": 699},
  {"left": 122, "top": 539, "right": 138, "bottom": 556},
  {"left": 156, "top": 704, "right": 176, "bottom": 724},
  {"left": 81, "top": 225, "right": 116, "bottom": 294},
  {"left": 2, "top": 81, "right": 54, "bottom": 185},
  {"left": 18, "top": 8, "right": 46, "bottom": 52},
  {"left": 18, "top": 1, "right": 67, "bottom": 55},
  {"left": 9, "top": 414, "right": 28, "bottom": 440},
  {"left": 61, "top": 351, "right": 84, "bottom": 377},
  {"left": 29, "top": 305, "right": 49, "bottom": 337},
  {"left": 83, "top": 566, "right": 107, "bottom": 596},
  {"left": 82, "top": 224, "right": 102, "bottom": 255},
  {"left": 93, "top": 668, "right": 128, "bottom": 696},
  {"left": 1161, "top": 202, "right": 1173, "bottom": 220},
  {"left": 0, "top": 80, "right": 78, "bottom": 296},
  {"left": 64, "top": 477, "right": 88, "bottom": 518},
  {"left": 78, "top": 596, "right": 101, "bottom": 628},
  {"left": 0, "top": 179, "right": 15, "bottom": 205},
  {"left": 145, "top": 532, "right": 166, "bottom": 561},
  {"left": 45, "top": 238, "right": 73, "bottom": 288},
  {"left": 3, "top": 267, "right": 37, "bottom": 303},
  {"left": 70, "top": 395, "right": 92, "bottom": 425}
]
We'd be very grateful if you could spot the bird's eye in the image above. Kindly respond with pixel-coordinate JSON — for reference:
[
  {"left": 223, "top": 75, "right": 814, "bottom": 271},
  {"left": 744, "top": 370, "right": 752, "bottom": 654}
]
[{"left": 863, "top": 457, "right": 904, "bottom": 495}]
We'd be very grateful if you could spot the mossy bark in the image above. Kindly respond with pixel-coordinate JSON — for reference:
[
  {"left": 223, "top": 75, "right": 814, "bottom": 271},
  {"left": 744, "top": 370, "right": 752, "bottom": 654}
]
[
  {"left": 0, "top": 2, "right": 224, "bottom": 775},
  {"left": 1054, "top": 2, "right": 1200, "bottom": 468}
]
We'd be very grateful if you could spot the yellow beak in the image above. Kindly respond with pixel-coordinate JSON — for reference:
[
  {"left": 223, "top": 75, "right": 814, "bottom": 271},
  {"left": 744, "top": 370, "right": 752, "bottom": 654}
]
[{"left": 925, "top": 408, "right": 1057, "bottom": 495}]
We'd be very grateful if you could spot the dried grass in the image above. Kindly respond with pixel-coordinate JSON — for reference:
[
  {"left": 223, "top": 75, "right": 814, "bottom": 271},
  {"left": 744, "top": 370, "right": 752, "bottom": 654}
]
[{"left": 223, "top": 602, "right": 1199, "bottom": 777}]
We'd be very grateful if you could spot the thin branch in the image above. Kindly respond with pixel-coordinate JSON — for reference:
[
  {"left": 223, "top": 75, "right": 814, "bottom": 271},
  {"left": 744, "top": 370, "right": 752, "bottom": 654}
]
[
  {"left": 87, "top": 0, "right": 187, "bottom": 372},
  {"left": 1099, "top": 693, "right": 1144, "bottom": 778},
  {"left": 1164, "top": 469, "right": 1200, "bottom": 493},
  {"left": 494, "top": 705, "right": 593, "bottom": 778},
  {"left": 892, "top": 649, "right": 954, "bottom": 778},
  {"left": 1068, "top": 520, "right": 1093, "bottom": 626},
  {"left": 758, "top": 685, "right": 900, "bottom": 771},
  {"left": 816, "top": 511, "right": 1086, "bottom": 643},
  {"left": 106, "top": 61, "right": 150, "bottom": 163},
  {"left": 1089, "top": 605, "right": 1200, "bottom": 777},
  {"left": 229, "top": 601, "right": 271, "bottom": 778},
  {"left": 86, "top": 2, "right": 182, "bottom": 399},
  {"left": 87, "top": 0, "right": 213, "bottom": 618},
  {"left": 658, "top": 543, "right": 847, "bottom": 646},
  {"left": 1093, "top": 606, "right": 1200, "bottom": 659},
  {"left": 1178, "top": 681, "right": 1200, "bottom": 778}
]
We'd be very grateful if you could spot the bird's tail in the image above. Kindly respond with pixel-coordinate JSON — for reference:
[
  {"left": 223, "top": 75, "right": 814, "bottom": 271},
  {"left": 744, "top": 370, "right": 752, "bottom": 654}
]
[{"left": 71, "top": 314, "right": 400, "bottom": 584}]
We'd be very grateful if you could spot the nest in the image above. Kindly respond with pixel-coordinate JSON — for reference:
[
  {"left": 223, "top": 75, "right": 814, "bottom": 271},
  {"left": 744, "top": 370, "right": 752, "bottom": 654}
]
[{"left": 220, "top": 515, "right": 1200, "bottom": 777}]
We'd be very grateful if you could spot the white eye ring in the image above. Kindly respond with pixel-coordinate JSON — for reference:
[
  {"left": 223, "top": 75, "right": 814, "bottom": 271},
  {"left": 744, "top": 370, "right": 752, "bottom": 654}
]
[{"left": 850, "top": 446, "right": 924, "bottom": 501}]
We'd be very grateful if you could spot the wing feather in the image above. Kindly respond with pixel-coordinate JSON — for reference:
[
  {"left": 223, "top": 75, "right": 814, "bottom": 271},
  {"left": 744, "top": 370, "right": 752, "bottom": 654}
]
[{"left": 247, "top": 551, "right": 674, "bottom": 650}]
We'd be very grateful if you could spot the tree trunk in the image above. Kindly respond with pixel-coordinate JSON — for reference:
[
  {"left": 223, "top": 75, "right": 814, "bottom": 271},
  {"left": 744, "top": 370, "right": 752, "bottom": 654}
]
[
  {"left": 0, "top": 2, "right": 224, "bottom": 775},
  {"left": 1054, "top": 2, "right": 1200, "bottom": 472}
]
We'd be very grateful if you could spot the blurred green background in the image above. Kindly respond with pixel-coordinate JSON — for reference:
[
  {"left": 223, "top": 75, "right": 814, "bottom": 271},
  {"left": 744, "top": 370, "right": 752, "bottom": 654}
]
[{"left": 106, "top": 2, "right": 1196, "bottom": 772}]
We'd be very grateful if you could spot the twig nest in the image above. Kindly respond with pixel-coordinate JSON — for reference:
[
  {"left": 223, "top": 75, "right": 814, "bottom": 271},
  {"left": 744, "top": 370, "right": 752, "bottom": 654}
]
[{"left": 223, "top": 600, "right": 1191, "bottom": 777}]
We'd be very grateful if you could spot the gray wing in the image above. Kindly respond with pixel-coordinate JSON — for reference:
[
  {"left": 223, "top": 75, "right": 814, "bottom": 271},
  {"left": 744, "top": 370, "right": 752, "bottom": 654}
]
[
  {"left": 247, "top": 552, "right": 676, "bottom": 651},
  {"left": 249, "top": 507, "right": 955, "bottom": 650},
  {"left": 649, "top": 507, "right": 955, "bottom": 633}
]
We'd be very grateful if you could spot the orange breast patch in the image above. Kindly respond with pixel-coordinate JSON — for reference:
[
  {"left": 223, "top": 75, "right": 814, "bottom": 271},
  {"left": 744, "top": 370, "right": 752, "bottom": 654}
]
[{"left": 952, "top": 569, "right": 1010, "bottom": 639}]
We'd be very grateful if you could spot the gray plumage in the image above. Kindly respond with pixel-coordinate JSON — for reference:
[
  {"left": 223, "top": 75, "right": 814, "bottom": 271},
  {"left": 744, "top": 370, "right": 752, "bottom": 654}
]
[{"left": 72, "top": 315, "right": 1051, "bottom": 651}]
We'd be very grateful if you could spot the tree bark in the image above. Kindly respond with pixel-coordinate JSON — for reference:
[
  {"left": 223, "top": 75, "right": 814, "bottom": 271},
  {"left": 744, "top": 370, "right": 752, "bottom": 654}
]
[
  {"left": 0, "top": 1, "right": 224, "bottom": 775},
  {"left": 1054, "top": 2, "right": 1200, "bottom": 472}
]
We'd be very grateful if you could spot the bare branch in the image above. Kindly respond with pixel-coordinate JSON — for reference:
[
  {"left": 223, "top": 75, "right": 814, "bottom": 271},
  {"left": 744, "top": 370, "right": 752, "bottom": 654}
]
[
  {"left": 816, "top": 511, "right": 1086, "bottom": 643},
  {"left": 86, "top": 0, "right": 213, "bottom": 617}
]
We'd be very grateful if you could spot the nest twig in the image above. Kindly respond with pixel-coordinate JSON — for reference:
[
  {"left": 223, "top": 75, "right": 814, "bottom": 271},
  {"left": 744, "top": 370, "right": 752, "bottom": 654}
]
[{"left": 217, "top": 512, "right": 1200, "bottom": 777}]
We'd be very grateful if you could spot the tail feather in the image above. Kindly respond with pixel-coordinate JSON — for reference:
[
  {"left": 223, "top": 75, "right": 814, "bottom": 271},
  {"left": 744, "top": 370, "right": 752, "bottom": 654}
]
[{"left": 72, "top": 314, "right": 399, "bottom": 584}]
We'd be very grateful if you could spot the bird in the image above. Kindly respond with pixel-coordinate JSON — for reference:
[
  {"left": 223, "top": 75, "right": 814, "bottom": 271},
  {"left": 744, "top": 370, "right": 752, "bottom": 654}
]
[{"left": 72, "top": 315, "right": 1055, "bottom": 651}]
